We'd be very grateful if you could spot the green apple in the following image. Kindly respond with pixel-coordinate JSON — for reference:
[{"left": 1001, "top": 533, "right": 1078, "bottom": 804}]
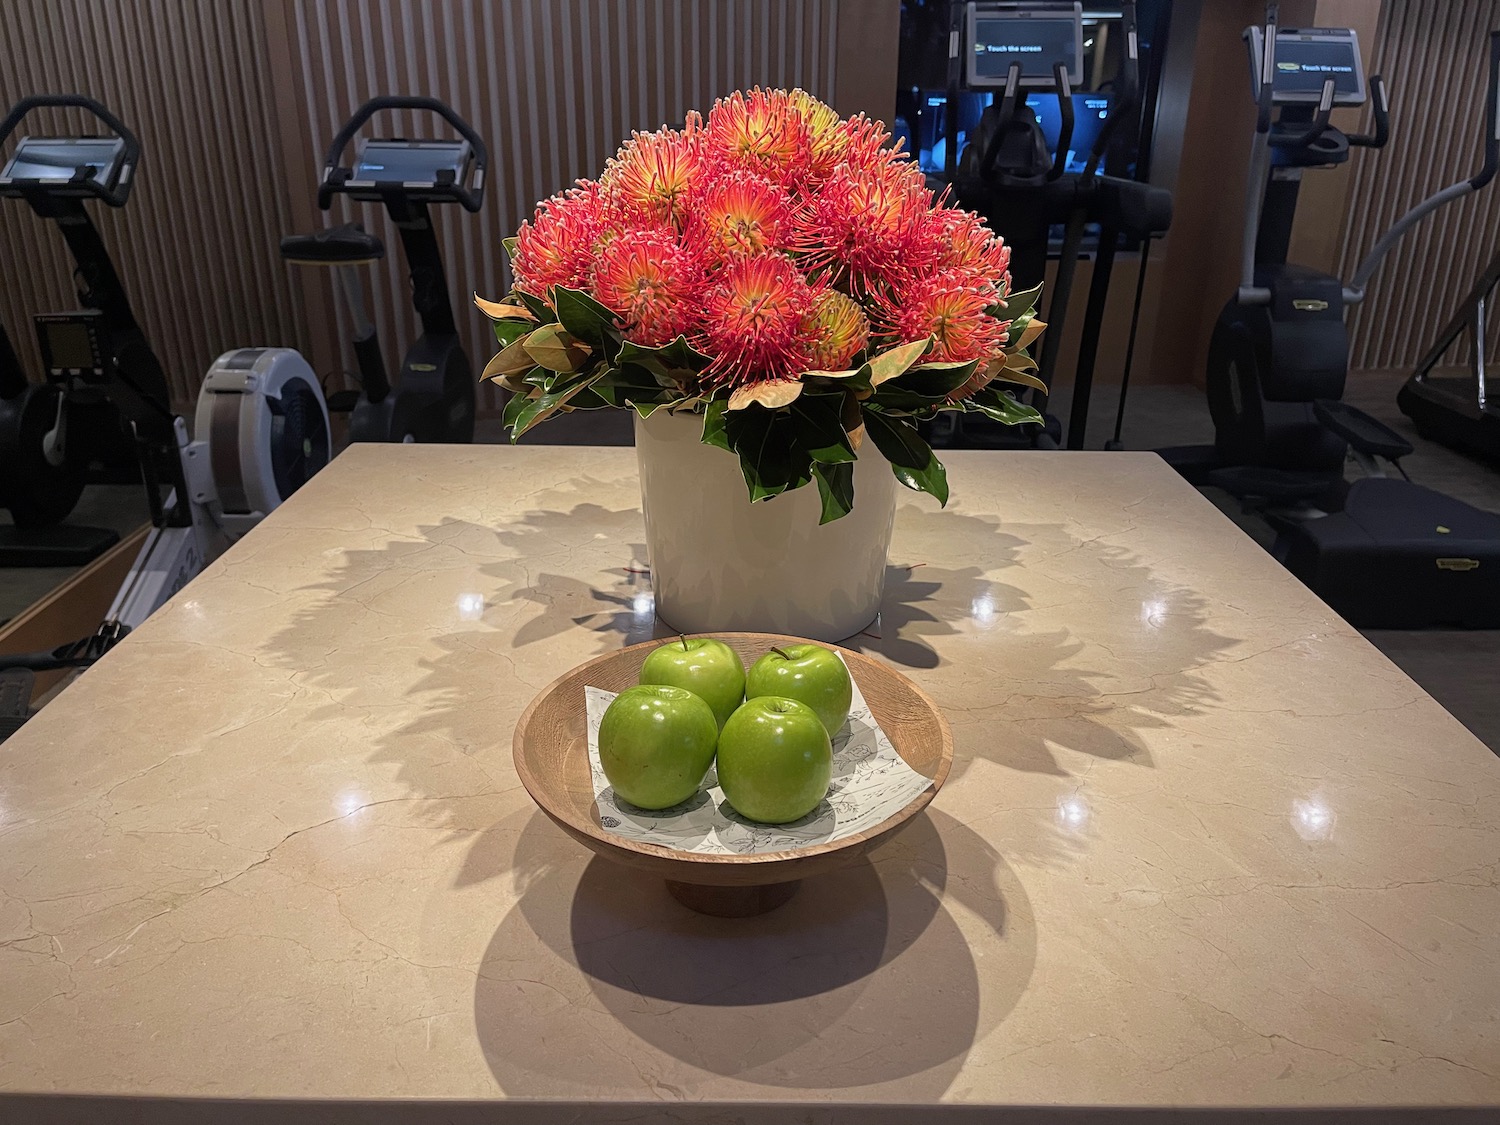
[
  {"left": 598, "top": 685, "right": 718, "bottom": 810},
  {"left": 717, "top": 696, "right": 833, "bottom": 824},
  {"left": 639, "top": 636, "right": 745, "bottom": 729},
  {"left": 745, "top": 643, "right": 853, "bottom": 736}
]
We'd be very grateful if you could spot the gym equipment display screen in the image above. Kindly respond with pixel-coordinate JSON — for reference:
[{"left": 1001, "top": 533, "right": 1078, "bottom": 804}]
[
  {"left": 966, "top": 3, "right": 1083, "bottom": 89},
  {"left": 1247, "top": 28, "right": 1367, "bottom": 106},
  {"left": 1, "top": 137, "right": 125, "bottom": 185},
  {"left": 37, "top": 318, "right": 100, "bottom": 373},
  {"left": 352, "top": 139, "right": 471, "bottom": 185}
]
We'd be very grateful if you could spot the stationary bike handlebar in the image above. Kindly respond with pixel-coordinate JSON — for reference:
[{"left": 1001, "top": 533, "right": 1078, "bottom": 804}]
[
  {"left": 0, "top": 94, "right": 140, "bottom": 207},
  {"left": 317, "top": 96, "right": 488, "bottom": 212},
  {"left": 1346, "top": 29, "right": 1500, "bottom": 302},
  {"left": 1082, "top": 1, "right": 1139, "bottom": 179},
  {"left": 1348, "top": 75, "right": 1390, "bottom": 148},
  {"left": 1047, "top": 62, "right": 1075, "bottom": 183},
  {"left": 1270, "top": 78, "right": 1337, "bottom": 149}
]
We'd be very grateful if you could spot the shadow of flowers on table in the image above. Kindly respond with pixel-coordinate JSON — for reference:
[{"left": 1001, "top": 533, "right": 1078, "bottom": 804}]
[{"left": 471, "top": 803, "right": 1034, "bottom": 1098}]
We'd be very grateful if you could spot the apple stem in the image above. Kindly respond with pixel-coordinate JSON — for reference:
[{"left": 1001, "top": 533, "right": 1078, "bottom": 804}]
[
  {"left": 678, "top": 634, "right": 689, "bottom": 650},
  {"left": 770, "top": 646, "right": 792, "bottom": 660}
]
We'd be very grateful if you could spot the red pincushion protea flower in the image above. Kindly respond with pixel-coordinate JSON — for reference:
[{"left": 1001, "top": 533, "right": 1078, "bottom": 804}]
[
  {"left": 875, "top": 267, "right": 1010, "bottom": 363},
  {"left": 592, "top": 228, "right": 703, "bottom": 346},
  {"left": 794, "top": 159, "right": 937, "bottom": 292},
  {"left": 601, "top": 118, "right": 703, "bottom": 229},
  {"left": 704, "top": 89, "right": 811, "bottom": 186},
  {"left": 511, "top": 183, "right": 608, "bottom": 297},
  {"left": 802, "top": 288, "right": 870, "bottom": 370},
  {"left": 688, "top": 170, "right": 793, "bottom": 262},
  {"left": 697, "top": 253, "right": 815, "bottom": 386},
  {"left": 919, "top": 207, "right": 1013, "bottom": 283}
]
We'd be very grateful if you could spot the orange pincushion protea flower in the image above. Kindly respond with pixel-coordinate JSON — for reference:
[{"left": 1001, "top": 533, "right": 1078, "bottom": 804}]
[
  {"left": 794, "top": 158, "right": 937, "bottom": 292},
  {"left": 689, "top": 171, "right": 794, "bottom": 262},
  {"left": 511, "top": 183, "right": 608, "bottom": 297},
  {"left": 875, "top": 267, "right": 1011, "bottom": 363},
  {"left": 697, "top": 253, "right": 815, "bottom": 387},
  {"left": 592, "top": 228, "right": 703, "bottom": 346},
  {"left": 803, "top": 288, "right": 870, "bottom": 370},
  {"left": 601, "top": 118, "right": 703, "bottom": 230},
  {"left": 704, "top": 88, "right": 811, "bottom": 186}
]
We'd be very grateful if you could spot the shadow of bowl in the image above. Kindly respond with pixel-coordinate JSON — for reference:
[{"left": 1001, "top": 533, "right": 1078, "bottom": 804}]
[{"left": 473, "top": 807, "right": 1035, "bottom": 1096}]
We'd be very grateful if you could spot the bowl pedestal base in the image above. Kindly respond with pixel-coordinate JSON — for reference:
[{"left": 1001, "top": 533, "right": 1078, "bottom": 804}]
[{"left": 665, "top": 879, "right": 801, "bottom": 917}]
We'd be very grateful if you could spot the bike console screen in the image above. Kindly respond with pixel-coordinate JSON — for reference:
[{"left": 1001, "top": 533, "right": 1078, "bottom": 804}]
[
  {"left": 1, "top": 136, "right": 125, "bottom": 188},
  {"left": 1248, "top": 28, "right": 1367, "bottom": 106},
  {"left": 352, "top": 138, "right": 471, "bottom": 186},
  {"left": 965, "top": 3, "right": 1083, "bottom": 89}
]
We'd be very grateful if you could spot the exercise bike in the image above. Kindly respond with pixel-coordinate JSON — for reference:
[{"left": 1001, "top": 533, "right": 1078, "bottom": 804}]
[
  {"left": 1163, "top": 10, "right": 1500, "bottom": 628},
  {"left": 282, "top": 96, "right": 486, "bottom": 444},
  {"left": 0, "top": 96, "right": 330, "bottom": 706}
]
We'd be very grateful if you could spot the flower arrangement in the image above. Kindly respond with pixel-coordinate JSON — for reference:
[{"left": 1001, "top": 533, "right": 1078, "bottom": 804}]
[{"left": 475, "top": 88, "right": 1046, "bottom": 522}]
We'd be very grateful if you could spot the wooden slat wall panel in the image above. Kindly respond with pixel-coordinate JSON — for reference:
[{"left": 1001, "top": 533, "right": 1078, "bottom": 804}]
[
  {"left": 1, "top": 1, "right": 842, "bottom": 418},
  {"left": 1338, "top": 0, "right": 1500, "bottom": 373},
  {"left": 0, "top": 0, "right": 311, "bottom": 411},
  {"left": 285, "top": 0, "right": 841, "bottom": 416}
]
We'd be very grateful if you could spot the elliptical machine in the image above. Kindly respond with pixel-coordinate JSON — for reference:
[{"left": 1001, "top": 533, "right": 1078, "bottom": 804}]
[
  {"left": 1173, "top": 10, "right": 1500, "bottom": 628},
  {"left": 947, "top": 0, "right": 1172, "bottom": 449},
  {"left": 283, "top": 96, "right": 486, "bottom": 444},
  {"left": 0, "top": 95, "right": 330, "bottom": 678}
]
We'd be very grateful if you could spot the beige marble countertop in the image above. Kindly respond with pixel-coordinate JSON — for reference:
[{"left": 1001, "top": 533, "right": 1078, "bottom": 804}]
[{"left": 2, "top": 445, "right": 1497, "bottom": 1123}]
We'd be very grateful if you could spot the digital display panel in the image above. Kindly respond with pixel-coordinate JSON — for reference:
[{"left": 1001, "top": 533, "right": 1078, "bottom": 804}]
[
  {"left": 2, "top": 137, "right": 124, "bottom": 184},
  {"left": 352, "top": 139, "right": 470, "bottom": 184},
  {"left": 1247, "top": 28, "right": 1366, "bottom": 105},
  {"left": 39, "top": 319, "right": 99, "bottom": 371},
  {"left": 966, "top": 4, "right": 1082, "bottom": 89}
]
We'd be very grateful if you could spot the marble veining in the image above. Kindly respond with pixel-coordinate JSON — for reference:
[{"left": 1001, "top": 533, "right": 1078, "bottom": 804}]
[{"left": 0, "top": 445, "right": 1496, "bottom": 1120}]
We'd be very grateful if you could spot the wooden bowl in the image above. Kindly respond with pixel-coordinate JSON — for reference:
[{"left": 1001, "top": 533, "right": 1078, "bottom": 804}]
[{"left": 513, "top": 633, "right": 953, "bottom": 916}]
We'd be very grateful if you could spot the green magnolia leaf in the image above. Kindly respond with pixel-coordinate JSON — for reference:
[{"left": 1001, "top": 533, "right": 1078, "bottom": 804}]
[
  {"left": 523, "top": 324, "right": 590, "bottom": 372},
  {"left": 701, "top": 398, "right": 730, "bottom": 450},
  {"left": 992, "top": 281, "right": 1043, "bottom": 322},
  {"left": 510, "top": 371, "right": 598, "bottom": 438},
  {"left": 552, "top": 285, "right": 620, "bottom": 353},
  {"left": 617, "top": 335, "right": 712, "bottom": 386},
  {"left": 965, "top": 387, "right": 1045, "bottom": 427},
  {"left": 868, "top": 386, "right": 948, "bottom": 414},
  {"left": 863, "top": 410, "right": 949, "bottom": 505},
  {"left": 502, "top": 236, "right": 519, "bottom": 262},
  {"left": 790, "top": 395, "right": 856, "bottom": 464},
  {"left": 501, "top": 387, "right": 533, "bottom": 430},
  {"left": 593, "top": 366, "right": 671, "bottom": 409},
  {"left": 515, "top": 288, "right": 555, "bottom": 323},
  {"left": 866, "top": 337, "right": 932, "bottom": 387},
  {"left": 492, "top": 318, "right": 534, "bottom": 347},
  {"left": 725, "top": 405, "right": 798, "bottom": 502},
  {"left": 890, "top": 359, "right": 979, "bottom": 399},
  {"left": 812, "top": 461, "right": 855, "bottom": 524}
]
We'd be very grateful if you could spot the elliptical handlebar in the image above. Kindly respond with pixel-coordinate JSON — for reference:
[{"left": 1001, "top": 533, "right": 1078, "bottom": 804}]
[
  {"left": 1047, "top": 62, "right": 1075, "bottom": 182},
  {"left": 1472, "top": 30, "right": 1500, "bottom": 191},
  {"left": 317, "top": 95, "right": 488, "bottom": 212},
  {"left": 1348, "top": 75, "right": 1390, "bottom": 148},
  {"left": 1081, "top": 1, "right": 1138, "bottom": 179},
  {"left": 1255, "top": 4, "right": 1279, "bottom": 135},
  {"left": 0, "top": 94, "right": 140, "bottom": 207},
  {"left": 1345, "top": 28, "right": 1500, "bottom": 303}
]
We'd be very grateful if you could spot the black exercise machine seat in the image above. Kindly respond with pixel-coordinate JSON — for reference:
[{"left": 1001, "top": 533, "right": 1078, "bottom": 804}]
[{"left": 280, "top": 223, "right": 385, "bottom": 266}]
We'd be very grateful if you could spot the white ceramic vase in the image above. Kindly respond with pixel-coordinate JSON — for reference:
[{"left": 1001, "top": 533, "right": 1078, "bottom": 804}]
[{"left": 633, "top": 409, "right": 897, "bottom": 642}]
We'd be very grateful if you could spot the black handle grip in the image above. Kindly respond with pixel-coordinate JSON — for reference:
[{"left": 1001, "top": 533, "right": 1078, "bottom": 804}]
[
  {"left": 318, "top": 95, "right": 487, "bottom": 212},
  {"left": 0, "top": 94, "right": 140, "bottom": 207},
  {"left": 1472, "top": 30, "right": 1500, "bottom": 191},
  {"left": 1047, "top": 62, "right": 1075, "bottom": 182},
  {"left": 1348, "top": 75, "right": 1389, "bottom": 148}
]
